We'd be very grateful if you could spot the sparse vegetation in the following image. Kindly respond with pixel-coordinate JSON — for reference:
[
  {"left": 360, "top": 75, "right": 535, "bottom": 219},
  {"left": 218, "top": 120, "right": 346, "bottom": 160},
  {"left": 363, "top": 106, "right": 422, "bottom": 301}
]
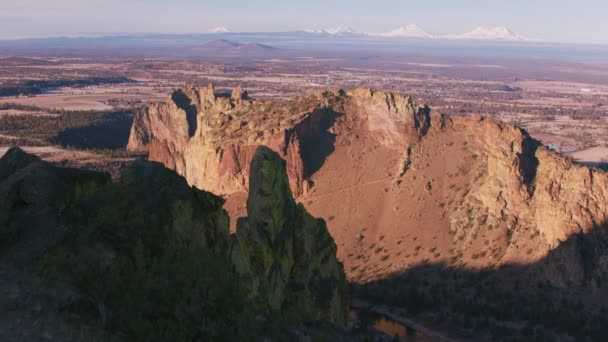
[
  {"left": 355, "top": 262, "right": 608, "bottom": 340},
  {"left": 0, "top": 105, "right": 134, "bottom": 149},
  {"left": 0, "top": 77, "right": 134, "bottom": 97}
]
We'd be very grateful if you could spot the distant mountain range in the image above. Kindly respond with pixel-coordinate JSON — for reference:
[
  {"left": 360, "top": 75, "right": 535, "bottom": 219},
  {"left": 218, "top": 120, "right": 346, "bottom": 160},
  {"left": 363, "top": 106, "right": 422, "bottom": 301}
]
[
  {"left": 199, "top": 26, "right": 532, "bottom": 41},
  {"left": 299, "top": 25, "right": 530, "bottom": 41}
]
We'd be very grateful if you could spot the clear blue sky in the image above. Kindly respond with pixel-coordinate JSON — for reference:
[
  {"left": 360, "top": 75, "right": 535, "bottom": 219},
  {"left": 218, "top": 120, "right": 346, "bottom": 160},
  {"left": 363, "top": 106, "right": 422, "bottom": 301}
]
[{"left": 0, "top": 0, "right": 607, "bottom": 44}]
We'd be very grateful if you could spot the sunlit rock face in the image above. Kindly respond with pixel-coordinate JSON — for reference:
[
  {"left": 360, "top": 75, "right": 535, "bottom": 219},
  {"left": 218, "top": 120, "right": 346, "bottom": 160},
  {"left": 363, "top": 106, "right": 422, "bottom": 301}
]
[{"left": 128, "top": 85, "right": 430, "bottom": 198}]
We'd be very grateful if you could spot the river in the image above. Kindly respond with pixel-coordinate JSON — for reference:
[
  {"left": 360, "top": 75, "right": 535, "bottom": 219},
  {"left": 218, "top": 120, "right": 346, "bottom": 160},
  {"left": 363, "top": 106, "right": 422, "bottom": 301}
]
[{"left": 349, "top": 307, "right": 433, "bottom": 341}]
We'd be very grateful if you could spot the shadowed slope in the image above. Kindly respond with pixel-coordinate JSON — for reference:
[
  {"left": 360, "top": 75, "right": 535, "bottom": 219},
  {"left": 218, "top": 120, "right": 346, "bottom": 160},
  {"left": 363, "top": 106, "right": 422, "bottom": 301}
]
[
  {"left": 355, "top": 221, "right": 608, "bottom": 339},
  {"left": 0, "top": 146, "right": 349, "bottom": 340}
]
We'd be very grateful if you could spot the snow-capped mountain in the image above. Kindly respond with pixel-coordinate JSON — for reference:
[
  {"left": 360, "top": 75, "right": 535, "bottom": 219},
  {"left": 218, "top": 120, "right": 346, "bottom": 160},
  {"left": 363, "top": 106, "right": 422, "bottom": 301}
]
[
  {"left": 375, "top": 24, "right": 433, "bottom": 38},
  {"left": 298, "top": 25, "right": 532, "bottom": 42},
  {"left": 446, "top": 26, "right": 528, "bottom": 41},
  {"left": 303, "top": 26, "right": 361, "bottom": 36},
  {"left": 208, "top": 26, "right": 231, "bottom": 34}
]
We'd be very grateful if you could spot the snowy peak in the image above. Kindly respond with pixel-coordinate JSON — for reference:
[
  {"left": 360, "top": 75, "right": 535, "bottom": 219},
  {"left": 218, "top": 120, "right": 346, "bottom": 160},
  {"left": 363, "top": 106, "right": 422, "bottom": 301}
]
[
  {"left": 377, "top": 24, "right": 433, "bottom": 38},
  {"left": 208, "top": 26, "right": 231, "bottom": 34},
  {"left": 448, "top": 26, "right": 528, "bottom": 41},
  {"left": 304, "top": 26, "right": 361, "bottom": 36}
]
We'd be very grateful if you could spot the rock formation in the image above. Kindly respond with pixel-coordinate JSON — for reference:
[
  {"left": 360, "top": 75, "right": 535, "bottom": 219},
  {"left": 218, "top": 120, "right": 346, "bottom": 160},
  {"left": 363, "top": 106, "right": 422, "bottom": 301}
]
[
  {"left": 232, "top": 146, "right": 347, "bottom": 325},
  {"left": 128, "top": 86, "right": 608, "bottom": 291},
  {"left": 0, "top": 146, "right": 348, "bottom": 339}
]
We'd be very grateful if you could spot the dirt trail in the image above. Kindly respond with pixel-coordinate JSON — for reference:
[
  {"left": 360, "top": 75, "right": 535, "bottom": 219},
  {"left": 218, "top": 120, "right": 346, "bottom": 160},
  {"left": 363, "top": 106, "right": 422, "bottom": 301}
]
[{"left": 302, "top": 176, "right": 393, "bottom": 202}]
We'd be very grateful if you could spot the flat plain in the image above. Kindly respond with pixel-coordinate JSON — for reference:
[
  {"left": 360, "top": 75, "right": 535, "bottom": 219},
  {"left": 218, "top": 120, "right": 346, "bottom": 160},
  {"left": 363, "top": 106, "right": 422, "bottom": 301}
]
[{"left": 1, "top": 51, "right": 607, "bottom": 168}]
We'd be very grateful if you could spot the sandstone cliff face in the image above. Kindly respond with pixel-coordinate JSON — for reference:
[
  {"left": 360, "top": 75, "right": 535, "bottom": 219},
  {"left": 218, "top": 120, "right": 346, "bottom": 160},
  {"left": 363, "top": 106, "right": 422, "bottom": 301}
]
[
  {"left": 129, "top": 86, "right": 608, "bottom": 290},
  {"left": 0, "top": 147, "right": 348, "bottom": 339}
]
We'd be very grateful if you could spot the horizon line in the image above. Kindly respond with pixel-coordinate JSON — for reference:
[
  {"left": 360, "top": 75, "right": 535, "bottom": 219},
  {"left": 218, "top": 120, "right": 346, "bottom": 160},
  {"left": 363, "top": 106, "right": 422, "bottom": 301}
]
[{"left": 1, "top": 31, "right": 607, "bottom": 47}]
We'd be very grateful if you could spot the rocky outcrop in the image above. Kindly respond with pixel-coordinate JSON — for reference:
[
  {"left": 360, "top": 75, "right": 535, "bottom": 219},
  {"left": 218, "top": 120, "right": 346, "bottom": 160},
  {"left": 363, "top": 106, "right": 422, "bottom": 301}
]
[
  {"left": 349, "top": 87, "right": 435, "bottom": 146},
  {"left": 128, "top": 86, "right": 431, "bottom": 197},
  {"left": 0, "top": 147, "right": 348, "bottom": 339},
  {"left": 232, "top": 146, "right": 348, "bottom": 325}
]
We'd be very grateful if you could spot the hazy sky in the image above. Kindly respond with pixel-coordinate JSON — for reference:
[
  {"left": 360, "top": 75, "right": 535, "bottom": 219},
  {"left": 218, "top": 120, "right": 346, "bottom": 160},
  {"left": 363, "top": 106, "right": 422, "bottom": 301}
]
[{"left": 1, "top": 0, "right": 607, "bottom": 44}]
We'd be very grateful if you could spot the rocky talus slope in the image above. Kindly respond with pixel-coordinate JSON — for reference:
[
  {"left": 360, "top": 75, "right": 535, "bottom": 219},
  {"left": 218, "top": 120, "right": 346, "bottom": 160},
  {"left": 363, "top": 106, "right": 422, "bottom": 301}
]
[{"left": 0, "top": 146, "right": 347, "bottom": 340}]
